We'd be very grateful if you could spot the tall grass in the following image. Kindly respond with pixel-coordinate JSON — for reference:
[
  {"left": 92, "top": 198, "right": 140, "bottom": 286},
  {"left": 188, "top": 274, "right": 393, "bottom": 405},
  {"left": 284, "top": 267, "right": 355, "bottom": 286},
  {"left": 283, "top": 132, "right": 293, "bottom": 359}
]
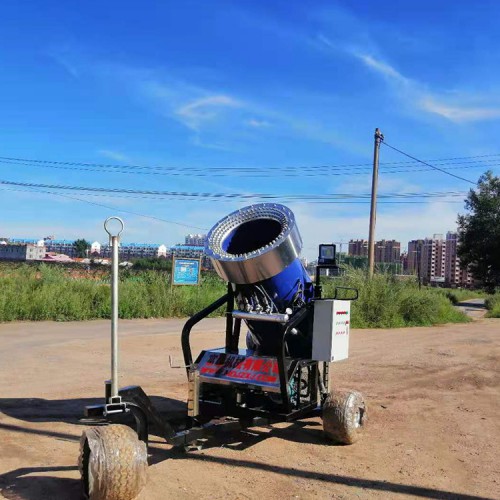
[
  {"left": 485, "top": 294, "right": 500, "bottom": 318},
  {"left": 0, "top": 263, "right": 470, "bottom": 326},
  {"left": 431, "top": 288, "right": 486, "bottom": 305},
  {"left": 0, "top": 264, "right": 226, "bottom": 321},
  {"left": 323, "top": 269, "right": 468, "bottom": 328}
]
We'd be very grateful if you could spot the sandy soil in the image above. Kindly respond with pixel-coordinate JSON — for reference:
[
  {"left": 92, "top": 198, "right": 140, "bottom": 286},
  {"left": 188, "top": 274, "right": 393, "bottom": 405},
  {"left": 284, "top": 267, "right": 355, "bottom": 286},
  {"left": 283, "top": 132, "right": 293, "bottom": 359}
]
[{"left": 0, "top": 315, "right": 498, "bottom": 500}]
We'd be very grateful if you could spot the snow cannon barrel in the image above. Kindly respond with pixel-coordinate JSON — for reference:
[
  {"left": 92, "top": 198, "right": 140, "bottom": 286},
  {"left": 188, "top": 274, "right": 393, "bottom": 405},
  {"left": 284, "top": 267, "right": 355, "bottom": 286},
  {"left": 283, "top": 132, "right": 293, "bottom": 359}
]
[{"left": 205, "top": 203, "right": 313, "bottom": 356}]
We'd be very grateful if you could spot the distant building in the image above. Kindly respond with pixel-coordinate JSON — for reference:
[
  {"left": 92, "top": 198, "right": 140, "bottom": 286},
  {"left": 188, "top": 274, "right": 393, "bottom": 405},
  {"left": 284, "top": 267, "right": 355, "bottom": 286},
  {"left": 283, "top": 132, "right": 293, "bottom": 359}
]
[
  {"left": 90, "top": 241, "right": 101, "bottom": 255},
  {"left": 445, "top": 232, "right": 473, "bottom": 287},
  {"left": 408, "top": 235, "right": 451, "bottom": 285},
  {"left": 43, "top": 253, "right": 74, "bottom": 263},
  {"left": 375, "top": 239, "right": 401, "bottom": 263},
  {"left": 101, "top": 242, "right": 168, "bottom": 259},
  {"left": 421, "top": 235, "right": 446, "bottom": 284},
  {"left": 348, "top": 239, "right": 368, "bottom": 257},
  {"left": 171, "top": 245, "right": 212, "bottom": 268},
  {"left": 185, "top": 234, "right": 207, "bottom": 246},
  {"left": 44, "top": 239, "right": 78, "bottom": 257},
  {"left": 407, "top": 239, "right": 425, "bottom": 275},
  {"left": 0, "top": 242, "right": 45, "bottom": 261}
]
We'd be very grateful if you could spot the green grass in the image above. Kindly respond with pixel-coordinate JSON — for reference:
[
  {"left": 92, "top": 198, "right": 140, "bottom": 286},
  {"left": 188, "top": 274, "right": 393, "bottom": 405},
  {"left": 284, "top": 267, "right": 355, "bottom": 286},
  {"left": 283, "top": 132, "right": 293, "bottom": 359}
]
[
  {"left": 430, "top": 287, "right": 486, "bottom": 305},
  {"left": 322, "top": 269, "right": 469, "bottom": 328},
  {"left": 0, "top": 263, "right": 226, "bottom": 321},
  {"left": 485, "top": 293, "right": 500, "bottom": 318},
  {"left": 0, "top": 262, "right": 473, "bottom": 326}
]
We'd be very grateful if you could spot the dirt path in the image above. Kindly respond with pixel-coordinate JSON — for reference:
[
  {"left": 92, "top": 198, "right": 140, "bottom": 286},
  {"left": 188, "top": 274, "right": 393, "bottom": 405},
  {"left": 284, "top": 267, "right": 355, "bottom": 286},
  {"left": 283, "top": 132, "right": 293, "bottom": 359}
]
[
  {"left": 0, "top": 317, "right": 499, "bottom": 499},
  {"left": 455, "top": 298, "right": 488, "bottom": 320}
]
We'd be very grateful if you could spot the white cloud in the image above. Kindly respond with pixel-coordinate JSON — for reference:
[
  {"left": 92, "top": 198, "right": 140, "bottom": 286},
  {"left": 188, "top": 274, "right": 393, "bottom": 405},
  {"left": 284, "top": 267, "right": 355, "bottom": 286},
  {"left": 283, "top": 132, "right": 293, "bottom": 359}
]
[
  {"left": 350, "top": 51, "right": 500, "bottom": 124},
  {"left": 291, "top": 200, "right": 461, "bottom": 260},
  {"left": 353, "top": 53, "right": 409, "bottom": 85},
  {"left": 98, "top": 150, "right": 131, "bottom": 162},
  {"left": 46, "top": 46, "right": 80, "bottom": 78},
  {"left": 245, "top": 118, "right": 271, "bottom": 128},
  {"left": 175, "top": 95, "right": 243, "bottom": 130},
  {"left": 419, "top": 97, "right": 500, "bottom": 123}
]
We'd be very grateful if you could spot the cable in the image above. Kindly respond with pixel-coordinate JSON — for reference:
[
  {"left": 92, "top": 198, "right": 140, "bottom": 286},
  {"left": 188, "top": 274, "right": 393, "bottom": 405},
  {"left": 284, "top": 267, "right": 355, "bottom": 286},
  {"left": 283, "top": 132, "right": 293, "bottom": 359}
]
[
  {"left": 0, "top": 186, "right": 466, "bottom": 205},
  {"left": 0, "top": 178, "right": 468, "bottom": 201},
  {"left": 0, "top": 185, "right": 208, "bottom": 230},
  {"left": 382, "top": 142, "right": 476, "bottom": 184},
  {"left": 1, "top": 152, "right": 499, "bottom": 175},
  {"left": 0, "top": 158, "right": 496, "bottom": 178}
]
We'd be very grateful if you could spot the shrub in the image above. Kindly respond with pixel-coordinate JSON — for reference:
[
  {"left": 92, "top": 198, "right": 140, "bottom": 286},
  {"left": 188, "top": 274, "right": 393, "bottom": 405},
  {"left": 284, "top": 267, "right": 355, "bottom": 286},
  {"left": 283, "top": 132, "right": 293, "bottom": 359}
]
[
  {"left": 485, "top": 294, "right": 500, "bottom": 318},
  {"left": 0, "top": 263, "right": 470, "bottom": 327},
  {"left": 322, "top": 268, "right": 469, "bottom": 328}
]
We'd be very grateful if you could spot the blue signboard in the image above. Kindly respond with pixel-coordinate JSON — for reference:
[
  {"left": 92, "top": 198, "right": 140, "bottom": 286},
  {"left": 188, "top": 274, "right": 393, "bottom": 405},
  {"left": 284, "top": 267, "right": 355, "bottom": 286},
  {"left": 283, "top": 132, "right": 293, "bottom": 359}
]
[{"left": 172, "top": 258, "right": 201, "bottom": 286}]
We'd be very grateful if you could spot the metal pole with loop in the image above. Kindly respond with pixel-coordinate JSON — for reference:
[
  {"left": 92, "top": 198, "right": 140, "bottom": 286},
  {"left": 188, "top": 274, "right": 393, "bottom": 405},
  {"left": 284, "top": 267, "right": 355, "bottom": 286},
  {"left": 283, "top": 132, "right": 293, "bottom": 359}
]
[{"left": 104, "top": 216, "right": 124, "bottom": 400}]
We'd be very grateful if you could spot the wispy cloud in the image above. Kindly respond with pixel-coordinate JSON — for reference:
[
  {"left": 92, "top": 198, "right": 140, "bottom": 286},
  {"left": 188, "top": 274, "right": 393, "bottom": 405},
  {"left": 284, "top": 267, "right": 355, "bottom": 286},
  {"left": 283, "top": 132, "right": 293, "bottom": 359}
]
[
  {"left": 419, "top": 97, "right": 500, "bottom": 122},
  {"left": 346, "top": 48, "right": 500, "bottom": 124},
  {"left": 175, "top": 95, "right": 243, "bottom": 130},
  {"left": 98, "top": 150, "right": 131, "bottom": 162},
  {"left": 46, "top": 46, "right": 80, "bottom": 78},
  {"left": 245, "top": 118, "right": 271, "bottom": 128},
  {"left": 353, "top": 53, "right": 409, "bottom": 85},
  {"left": 291, "top": 200, "right": 460, "bottom": 259}
]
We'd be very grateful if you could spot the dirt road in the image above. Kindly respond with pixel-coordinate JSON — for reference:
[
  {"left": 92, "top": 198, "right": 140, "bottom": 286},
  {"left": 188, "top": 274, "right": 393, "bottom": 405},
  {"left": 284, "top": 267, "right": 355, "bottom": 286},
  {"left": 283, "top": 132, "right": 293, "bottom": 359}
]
[{"left": 0, "top": 317, "right": 498, "bottom": 499}]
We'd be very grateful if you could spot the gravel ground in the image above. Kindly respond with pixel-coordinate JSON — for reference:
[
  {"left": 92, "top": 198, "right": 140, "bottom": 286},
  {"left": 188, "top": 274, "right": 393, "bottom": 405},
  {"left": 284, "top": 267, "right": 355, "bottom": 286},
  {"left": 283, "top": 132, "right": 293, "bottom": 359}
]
[{"left": 0, "top": 316, "right": 498, "bottom": 499}]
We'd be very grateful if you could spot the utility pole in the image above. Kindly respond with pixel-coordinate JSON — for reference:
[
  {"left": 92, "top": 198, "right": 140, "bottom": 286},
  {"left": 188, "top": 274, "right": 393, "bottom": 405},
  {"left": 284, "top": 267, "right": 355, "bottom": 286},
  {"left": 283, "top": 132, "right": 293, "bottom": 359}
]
[{"left": 368, "top": 128, "right": 384, "bottom": 278}]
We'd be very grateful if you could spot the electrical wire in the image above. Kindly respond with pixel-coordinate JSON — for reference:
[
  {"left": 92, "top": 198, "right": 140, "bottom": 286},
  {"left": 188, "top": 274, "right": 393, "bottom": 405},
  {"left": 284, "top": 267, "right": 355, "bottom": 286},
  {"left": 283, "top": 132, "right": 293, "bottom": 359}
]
[
  {"left": 0, "top": 178, "right": 468, "bottom": 200},
  {"left": 0, "top": 158, "right": 496, "bottom": 178},
  {"left": 382, "top": 142, "right": 476, "bottom": 184},
  {"left": 0, "top": 186, "right": 466, "bottom": 206},
  {"left": 0, "top": 186, "right": 208, "bottom": 230},
  {"left": 0, "top": 152, "right": 499, "bottom": 176}
]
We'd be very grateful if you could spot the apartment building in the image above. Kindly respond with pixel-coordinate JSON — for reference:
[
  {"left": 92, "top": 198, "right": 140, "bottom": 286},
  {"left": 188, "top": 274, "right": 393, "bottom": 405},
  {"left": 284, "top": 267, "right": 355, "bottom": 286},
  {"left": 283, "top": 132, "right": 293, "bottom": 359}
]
[
  {"left": 100, "top": 242, "right": 168, "bottom": 259},
  {"left": 185, "top": 234, "right": 207, "bottom": 246},
  {"left": 348, "top": 239, "right": 368, "bottom": 257},
  {"left": 0, "top": 242, "right": 46, "bottom": 261},
  {"left": 445, "top": 232, "right": 473, "bottom": 287},
  {"left": 44, "top": 239, "right": 79, "bottom": 257},
  {"left": 375, "top": 239, "right": 401, "bottom": 263}
]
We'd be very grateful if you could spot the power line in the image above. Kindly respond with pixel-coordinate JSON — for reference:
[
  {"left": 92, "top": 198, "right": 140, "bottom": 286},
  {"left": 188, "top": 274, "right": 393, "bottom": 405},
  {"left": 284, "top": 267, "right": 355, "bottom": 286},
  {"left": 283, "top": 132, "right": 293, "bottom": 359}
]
[
  {"left": 0, "top": 185, "right": 208, "bottom": 230},
  {"left": 0, "top": 152, "right": 499, "bottom": 176},
  {"left": 0, "top": 178, "right": 468, "bottom": 201},
  {"left": 0, "top": 186, "right": 466, "bottom": 205},
  {"left": 0, "top": 158, "right": 496, "bottom": 178},
  {"left": 382, "top": 142, "right": 476, "bottom": 184}
]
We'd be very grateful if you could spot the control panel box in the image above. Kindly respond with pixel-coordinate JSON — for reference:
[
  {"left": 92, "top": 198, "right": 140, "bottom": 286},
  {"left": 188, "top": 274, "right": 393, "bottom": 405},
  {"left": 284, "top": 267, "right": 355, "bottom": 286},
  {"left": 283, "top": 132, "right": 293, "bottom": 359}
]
[{"left": 311, "top": 299, "right": 350, "bottom": 362}]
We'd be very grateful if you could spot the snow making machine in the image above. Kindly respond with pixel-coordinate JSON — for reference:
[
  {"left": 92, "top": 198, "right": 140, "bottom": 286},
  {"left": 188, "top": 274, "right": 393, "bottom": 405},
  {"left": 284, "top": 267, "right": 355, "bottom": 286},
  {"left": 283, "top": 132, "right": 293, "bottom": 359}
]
[{"left": 79, "top": 204, "right": 367, "bottom": 500}]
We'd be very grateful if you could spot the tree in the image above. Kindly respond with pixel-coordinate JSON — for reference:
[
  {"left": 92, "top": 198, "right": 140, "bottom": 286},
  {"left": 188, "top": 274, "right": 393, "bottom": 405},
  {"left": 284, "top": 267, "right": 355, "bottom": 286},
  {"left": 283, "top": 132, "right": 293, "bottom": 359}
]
[
  {"left": 457, "top": 171, "right": 500, "bottom": 291},
  {"left": 73, "top": 239, "right": 90, "bottom": 258}
]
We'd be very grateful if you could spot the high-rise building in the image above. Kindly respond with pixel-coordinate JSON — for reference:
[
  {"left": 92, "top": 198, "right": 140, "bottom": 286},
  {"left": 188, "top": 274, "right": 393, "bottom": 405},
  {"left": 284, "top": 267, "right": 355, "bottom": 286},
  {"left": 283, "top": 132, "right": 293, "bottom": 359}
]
[
  {"left": 348, "top": 239, "right": 368, "bottom": 257},
  {"left": 421, "top": 235, "right": 446, "bottom": 284},
  {"left": 185, "top": 234, "right": 207, "bottom": 246},
  {"left": 375, "top": 239, "right": 401, "bottom": 263},
  {"left": 445, "top": 232, "right": 473, "bottom": 287},
  {"left": 407, "top": 239, "right": 425, "bottom": 276}
]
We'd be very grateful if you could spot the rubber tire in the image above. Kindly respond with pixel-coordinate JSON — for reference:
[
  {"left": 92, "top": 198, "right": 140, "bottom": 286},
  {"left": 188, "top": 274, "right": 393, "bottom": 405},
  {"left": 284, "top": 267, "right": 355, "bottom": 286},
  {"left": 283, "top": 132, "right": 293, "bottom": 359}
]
[
  {"left": 322, "top": 389, "right": 367, "bottom": 445},
  {"left": 79, "top": 424, "right": 148, "bottom": 500}
]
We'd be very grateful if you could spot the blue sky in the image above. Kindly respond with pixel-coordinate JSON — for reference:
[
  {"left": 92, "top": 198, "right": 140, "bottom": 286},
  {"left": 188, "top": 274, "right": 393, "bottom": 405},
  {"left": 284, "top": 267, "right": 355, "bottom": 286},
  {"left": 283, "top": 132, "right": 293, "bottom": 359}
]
[{"left": 1, "top": 0, "right": 500, "bottom": 259}]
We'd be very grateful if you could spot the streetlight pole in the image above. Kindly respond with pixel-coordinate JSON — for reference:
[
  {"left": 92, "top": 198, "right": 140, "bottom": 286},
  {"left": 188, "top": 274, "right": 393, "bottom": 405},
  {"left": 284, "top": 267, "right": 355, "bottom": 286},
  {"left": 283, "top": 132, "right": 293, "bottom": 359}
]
[{"left": 368, "top": 128, "right": 384, "bottom": 278}]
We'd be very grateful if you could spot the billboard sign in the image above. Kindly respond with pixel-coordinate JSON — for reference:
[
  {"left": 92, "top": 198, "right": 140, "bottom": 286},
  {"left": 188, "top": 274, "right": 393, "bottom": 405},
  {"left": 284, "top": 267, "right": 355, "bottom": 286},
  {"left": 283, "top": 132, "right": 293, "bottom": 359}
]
[{"left": 172, "top": 257, "right": 201, "bottom": 286}]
